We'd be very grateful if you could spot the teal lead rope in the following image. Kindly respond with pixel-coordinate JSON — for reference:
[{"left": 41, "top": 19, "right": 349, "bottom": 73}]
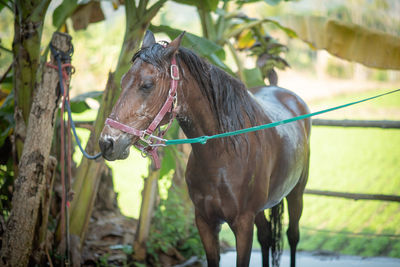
[{"left": 165, "top": 89, "right": 400, "bottom": 146}]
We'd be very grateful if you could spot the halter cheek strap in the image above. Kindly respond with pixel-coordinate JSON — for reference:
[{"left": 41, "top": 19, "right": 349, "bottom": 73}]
[{"left": 105, "top": 55, "right": 179, "bottom": 169}]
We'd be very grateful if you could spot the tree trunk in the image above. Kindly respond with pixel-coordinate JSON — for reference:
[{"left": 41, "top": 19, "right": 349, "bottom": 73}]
[
  {"left": 32, "top": 156, "right": 57, "bottom": 264},
  {"left": 12, "top": 0, "right": 51, "bottom": 163},
  {"left": 0, "top": 33, "right": 71, "bottom": 267}
]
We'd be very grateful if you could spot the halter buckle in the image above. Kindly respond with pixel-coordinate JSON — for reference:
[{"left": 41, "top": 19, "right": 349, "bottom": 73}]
[
  {"left": 139, "top": 131, "right": 167, "bottom": 147},
  {"left": 139, "top": 131, "right": 152, "bottom": 146},
  {"left": 170, "top": 64, "right": 179, "bottom": 80}
]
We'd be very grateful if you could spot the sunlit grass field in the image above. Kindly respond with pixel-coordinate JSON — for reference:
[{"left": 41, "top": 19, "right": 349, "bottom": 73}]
[
  {"left": 74, "top": 88, "right": 400, "bottom": 257},
  {"left": 298, "top": 88, "right": 400, "bottom": 257}
]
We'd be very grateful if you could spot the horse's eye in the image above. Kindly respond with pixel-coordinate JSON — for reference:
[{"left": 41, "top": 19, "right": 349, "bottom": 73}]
[{"left": 139, "top": 82, "right": 154, "bottom": 92}]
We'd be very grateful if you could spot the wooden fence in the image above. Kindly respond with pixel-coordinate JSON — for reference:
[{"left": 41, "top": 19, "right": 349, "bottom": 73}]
[
  {"left": 307, "top": 119, "right": 400, "bottom": 202},
  {"left": 312, "top": 119, "right": 400, "bottom": 129}
]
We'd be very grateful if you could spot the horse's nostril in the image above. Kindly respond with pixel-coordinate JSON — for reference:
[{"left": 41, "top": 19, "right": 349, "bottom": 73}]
[
  {"left": 107, "top": 138, "right": 114, "bottom": 151},
  {"left": 99, "top": 137, "right": 114, "bottom": 153}
]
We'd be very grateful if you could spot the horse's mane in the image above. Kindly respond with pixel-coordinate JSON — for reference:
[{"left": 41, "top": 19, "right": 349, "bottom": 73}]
[
  {"left": 178, "top": 47, "right": 263, "bottom": 140},
  {"left": 132, "top": 43, "right": 263, "bottom": 145}
]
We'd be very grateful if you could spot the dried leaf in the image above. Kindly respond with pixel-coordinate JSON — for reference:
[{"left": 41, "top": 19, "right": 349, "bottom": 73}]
[
  {"left": 237, "top": 29, "right": 256, "bottom": 50},
  {"left": 71, "top": 1, "right": 105, "bottom": 31},
  {"left": 112, "top": 0, "right": 119, "bottom": 10},
  {"left": 282, "top": 15, "right": 400, "bottom": 70}
]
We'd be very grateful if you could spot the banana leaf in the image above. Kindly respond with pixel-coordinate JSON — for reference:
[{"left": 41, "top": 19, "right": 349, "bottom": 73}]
[
  {"left": 70, "top": 90, "right": 102, "bottom": 113},
  {"left": 282, "top": 15, "right": 400, "bottom": 70}
]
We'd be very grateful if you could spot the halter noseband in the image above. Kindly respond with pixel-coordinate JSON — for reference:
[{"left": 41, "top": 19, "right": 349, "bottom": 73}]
[{"left": 105, "top": 54, "right": 180, "bottom": 169}]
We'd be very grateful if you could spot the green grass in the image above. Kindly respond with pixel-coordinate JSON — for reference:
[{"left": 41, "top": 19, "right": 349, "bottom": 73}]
[
  {"left": 73, "top": 88, "right": 400, "bottom": 258},
  {"left": 294, "top": 88, "right": 400, "bottom": 257},
  {"left": 309, "top": 87, "right": 400, "bottom": 120},
  {"left": 107, "top": 151, "right": 149, "bottom": 218}
]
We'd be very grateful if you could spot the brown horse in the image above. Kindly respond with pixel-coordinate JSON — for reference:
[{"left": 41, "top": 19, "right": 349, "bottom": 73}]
[{"left": 99, "top": 31, "right": 311, "bottom": 267}]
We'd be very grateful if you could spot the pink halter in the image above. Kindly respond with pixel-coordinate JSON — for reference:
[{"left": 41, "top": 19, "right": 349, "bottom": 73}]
[{"left": 105, "top": 55, "right": 179, "bottom": 169}]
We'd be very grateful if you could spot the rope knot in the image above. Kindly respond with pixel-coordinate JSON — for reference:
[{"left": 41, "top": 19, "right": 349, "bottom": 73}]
[{"left": 199, "top": 136, "right": 210, "bottom": 144}]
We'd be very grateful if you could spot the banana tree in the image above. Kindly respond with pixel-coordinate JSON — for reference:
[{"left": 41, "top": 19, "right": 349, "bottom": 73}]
[{"left": 66, "top": 0, "right": 168, "bottom": 252}]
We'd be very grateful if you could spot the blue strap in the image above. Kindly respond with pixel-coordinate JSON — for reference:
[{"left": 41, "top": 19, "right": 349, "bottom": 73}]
[
  {"left": 165, "top": 89, "right": 400, "bottom": 146},
  {"left": 53, "top": 46, "right": 102, "bottom": 160}
]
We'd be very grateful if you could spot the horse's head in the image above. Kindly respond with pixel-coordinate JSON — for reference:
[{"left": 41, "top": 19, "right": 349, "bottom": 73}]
[{"left": 99, "top": 30, "right": 184, "bottom": 161}]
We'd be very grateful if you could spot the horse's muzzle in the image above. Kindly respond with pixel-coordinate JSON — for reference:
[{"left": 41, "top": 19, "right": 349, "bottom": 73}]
[{"left": 99, "top": 135, "right": 130, "bottom": 161}]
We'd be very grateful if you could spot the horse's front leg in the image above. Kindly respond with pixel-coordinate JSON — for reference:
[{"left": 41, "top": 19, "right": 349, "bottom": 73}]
[
  {"left": 195, "top": 210, "right": 221, "bottom": 267},
  {"left": 231, "top": 213, "right": 255, "bottom": 267}
]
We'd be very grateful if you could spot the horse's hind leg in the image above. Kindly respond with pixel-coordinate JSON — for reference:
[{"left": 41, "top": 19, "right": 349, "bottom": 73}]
[
  {"left": 255, "top": 211, "right": 272, "bottom": 267},
  {"left": 195, "top": 210, "right": 221, "bottom": 267},
  {"left": 286, "top": 166, "right": 309, "bottom": 267}
]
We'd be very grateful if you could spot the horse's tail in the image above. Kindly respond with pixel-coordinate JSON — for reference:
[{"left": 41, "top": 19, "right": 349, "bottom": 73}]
[{"left": 270, "top": 200, "right": 284, "bottom": 267}]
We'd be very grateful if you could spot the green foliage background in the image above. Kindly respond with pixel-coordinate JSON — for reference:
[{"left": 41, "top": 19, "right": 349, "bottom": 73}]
[{"left": 146, "top": 187, "right": 204, "bottom": 264}]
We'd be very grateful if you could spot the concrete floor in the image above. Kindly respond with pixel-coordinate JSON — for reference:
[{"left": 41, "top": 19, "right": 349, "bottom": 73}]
[{"left": 219, "top": 250, "right": 400, "bottom": 267}]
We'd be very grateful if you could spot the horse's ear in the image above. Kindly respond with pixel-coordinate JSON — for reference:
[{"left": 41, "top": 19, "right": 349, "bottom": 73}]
[
  {"left": 164, "top": 31, "right": 185, "bottom": 58},
  {"left": 142, "top": 30, "right": 156, "bottom": 49}
]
